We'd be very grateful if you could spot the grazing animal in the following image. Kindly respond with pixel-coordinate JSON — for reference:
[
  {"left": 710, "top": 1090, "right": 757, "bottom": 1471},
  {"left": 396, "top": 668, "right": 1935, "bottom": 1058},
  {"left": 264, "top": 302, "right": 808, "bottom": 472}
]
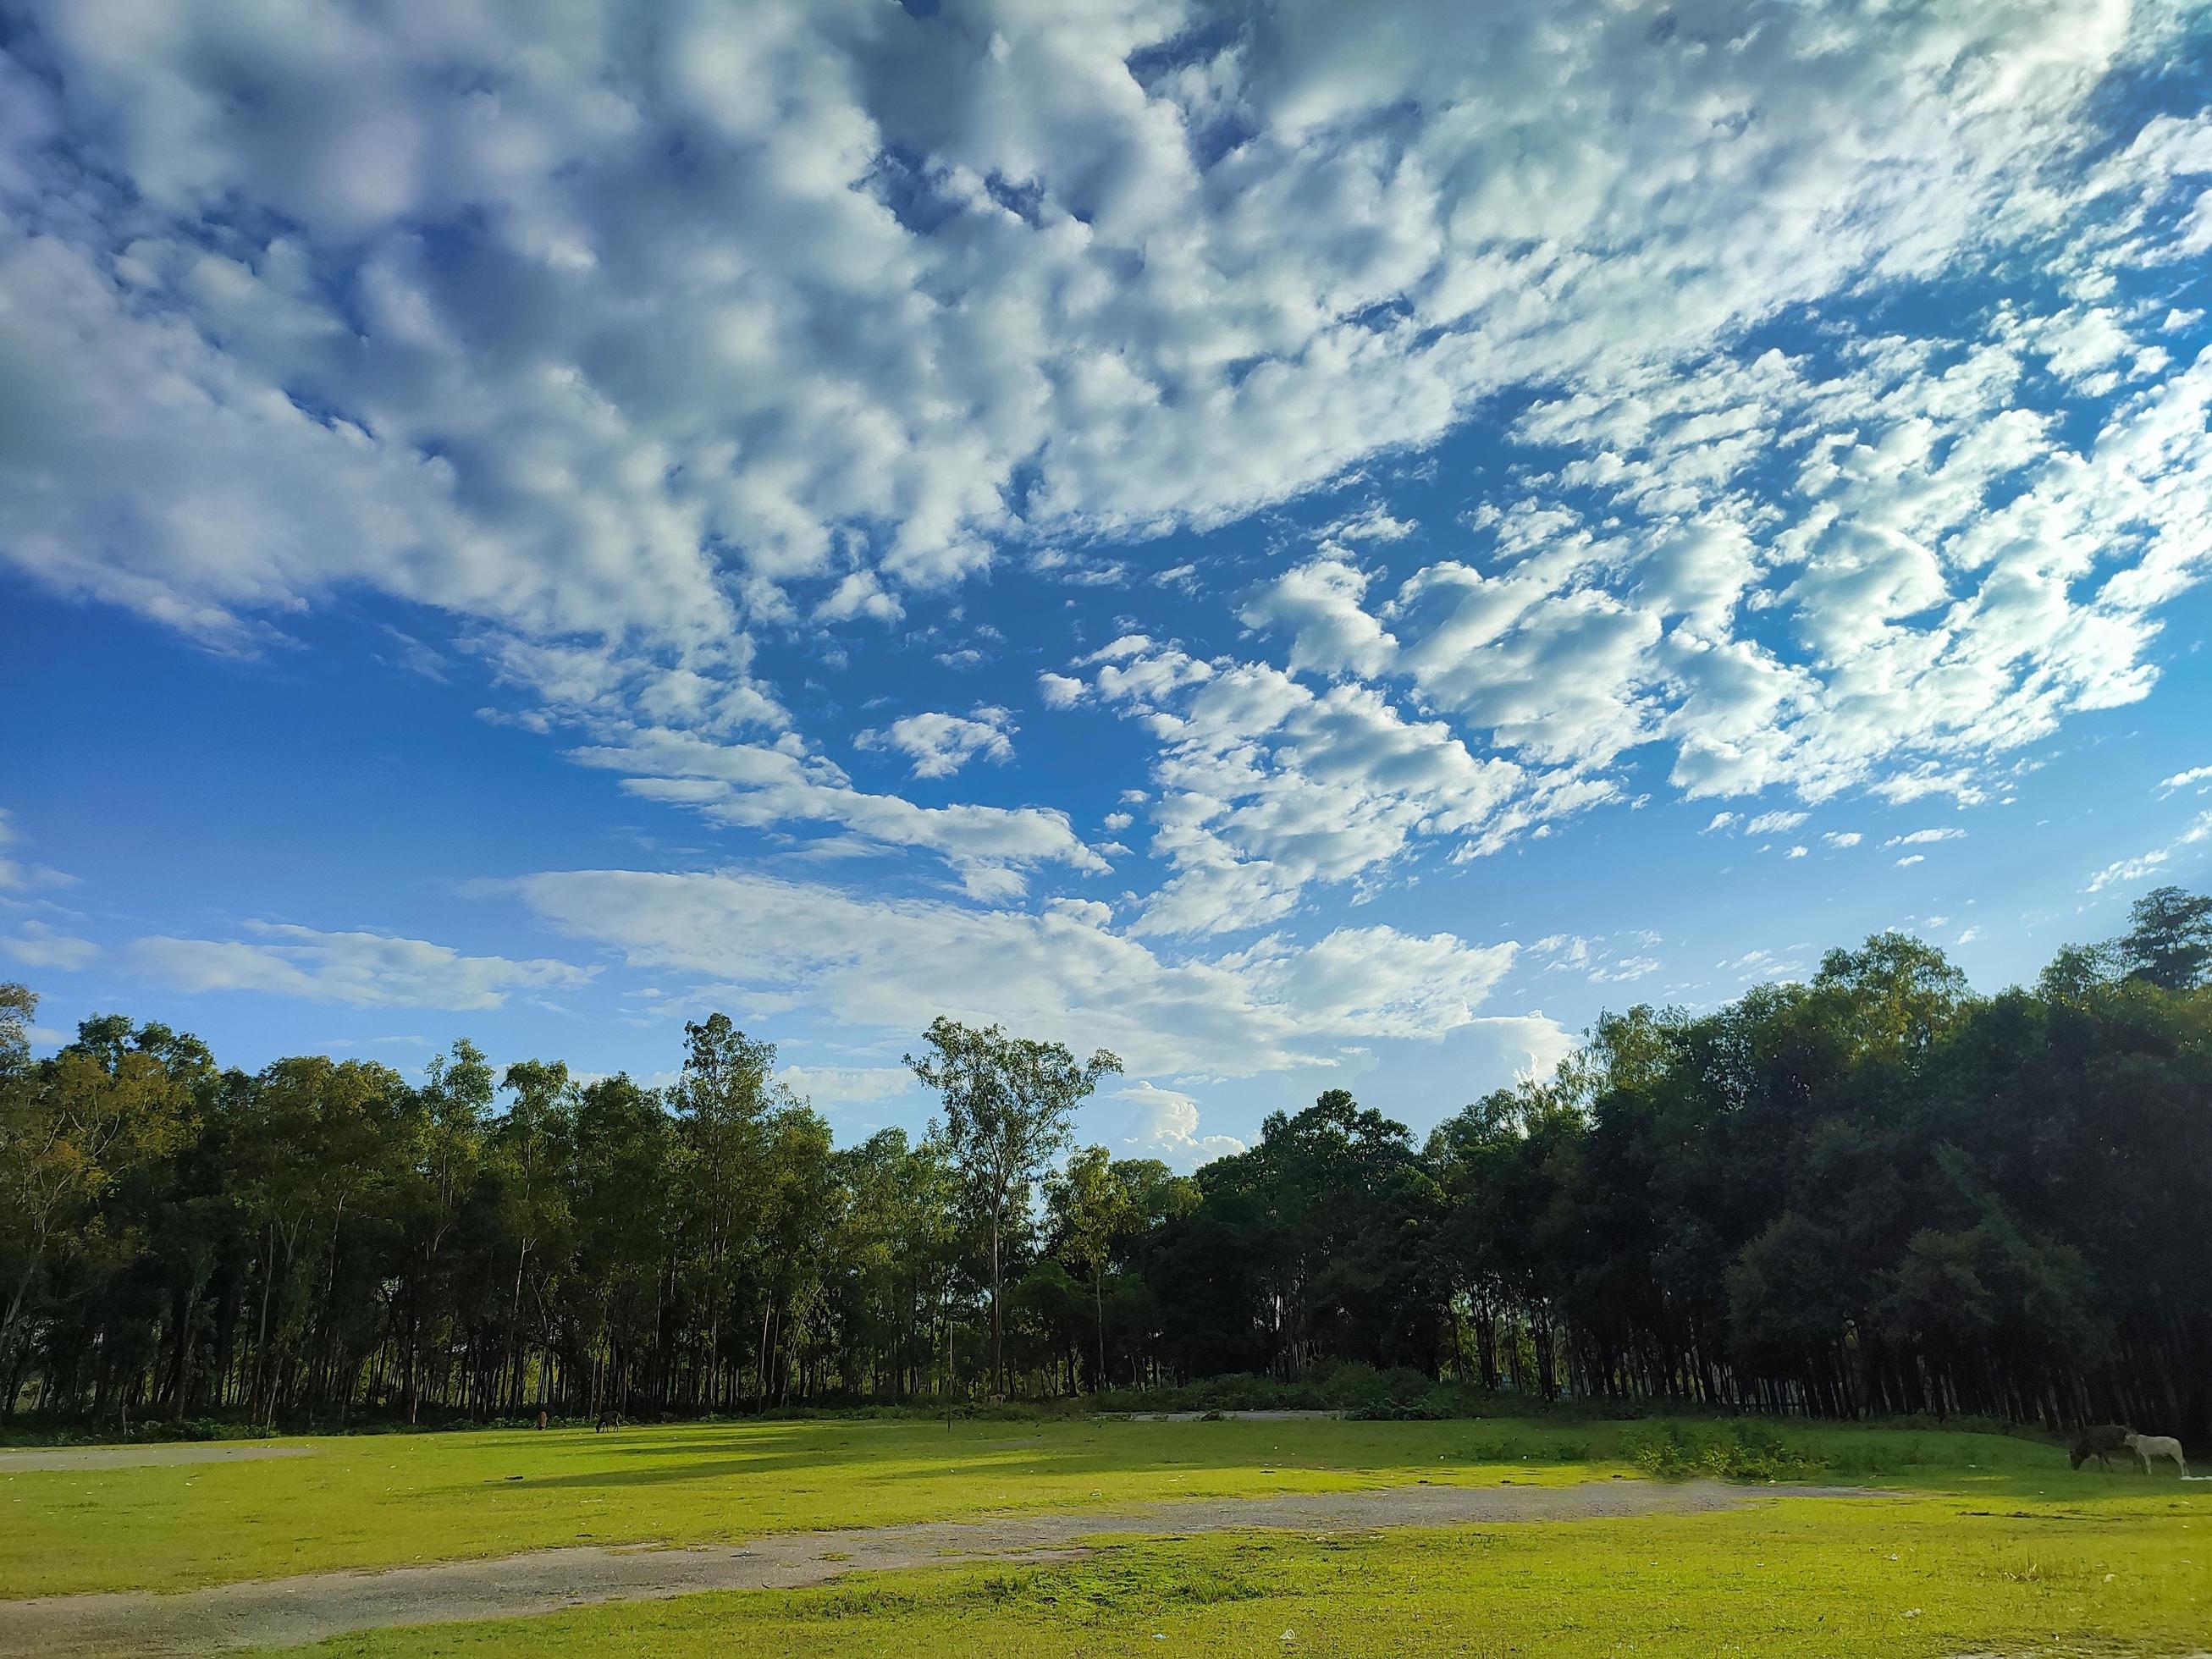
[
  {"left": 2070, "top": 1424, "right": 2134, "bottom": 1470},
  {"left": 595, "top": 1409, "right": 621, "bottom": 1432},
  {"left": 536, "top": 1410, "right": 549, "bottom": 1430},
  {"left": 2124, "top": 1432, "right": 2189, "bottom": 1476}
]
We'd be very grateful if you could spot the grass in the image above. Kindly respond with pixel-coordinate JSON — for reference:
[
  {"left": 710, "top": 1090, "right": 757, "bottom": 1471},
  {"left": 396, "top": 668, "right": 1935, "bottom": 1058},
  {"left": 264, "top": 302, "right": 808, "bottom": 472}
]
[
  {"left": 4, "top": 1413, "right": 2205, "bottom": 1655},
  {"left": 2, "top": 1415, "right": 1614, "bottom": 1597},
  {"left": 283, "top": 1491, "right": 2212, "bottom": 1658}
]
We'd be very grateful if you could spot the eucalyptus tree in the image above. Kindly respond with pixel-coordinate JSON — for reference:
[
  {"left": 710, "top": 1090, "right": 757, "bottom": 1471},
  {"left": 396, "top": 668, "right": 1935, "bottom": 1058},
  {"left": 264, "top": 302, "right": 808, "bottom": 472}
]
[
  {"left": 907, "top": 1018, "right": 1119, "bottom": 1397},
  {"left": 754, "top": 1097, "right": 836, "bottom": 1403},
  {"left": 1046, "top": 1144, "right": 1129, "bottom": 1389},
  {"left": 0, "top": 1008, "right": 197, "bottom": 1403},
  {"left": 234, "top": 1055, "right": 411, "bottom": 1422},
  {"left": 669, "top": 1016, "right": 783, "bottom": 1407},
  {"left": 567, "top": 1073, "right": 670, "bottom": 1414},
  {"left": 493, "top": 1060, "right": 576, "bottom": 1414},
  {"left": 0, "top": 982, "right": 29, "bottom": 1065},
  {"left": 396, "top": 1040, "right": 494, "bottom": 1422}
]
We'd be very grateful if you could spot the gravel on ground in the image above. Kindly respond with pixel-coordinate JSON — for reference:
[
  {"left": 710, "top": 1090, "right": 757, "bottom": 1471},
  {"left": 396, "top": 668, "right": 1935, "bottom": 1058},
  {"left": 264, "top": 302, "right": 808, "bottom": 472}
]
[{"left": 0, "top": 1444, "right": 314, "bottom": 1473}]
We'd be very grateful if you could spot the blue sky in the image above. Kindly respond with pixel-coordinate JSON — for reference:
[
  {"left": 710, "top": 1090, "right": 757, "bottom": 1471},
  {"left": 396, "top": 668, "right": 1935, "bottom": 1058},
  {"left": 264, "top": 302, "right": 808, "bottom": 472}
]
[{"left": 6, "top": 0, "right": 2212, "bottom": 1166}]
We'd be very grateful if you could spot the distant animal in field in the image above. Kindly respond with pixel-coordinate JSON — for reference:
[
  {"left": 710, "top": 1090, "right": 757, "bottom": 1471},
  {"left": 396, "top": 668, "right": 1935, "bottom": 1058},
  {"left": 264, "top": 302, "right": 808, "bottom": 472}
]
[
  {"left": 2124, "top": 1432, "right": 2188, "bottom": 1476},
  {"left": 2070, "top": 1424, "right": 2134, "bottom": 1469},
  {"left": 595, "top": 1409, "right": 622, "bottom": 1432},
  {"left": 536, "top": 1410, "right": 549, "bottom": 1430}
]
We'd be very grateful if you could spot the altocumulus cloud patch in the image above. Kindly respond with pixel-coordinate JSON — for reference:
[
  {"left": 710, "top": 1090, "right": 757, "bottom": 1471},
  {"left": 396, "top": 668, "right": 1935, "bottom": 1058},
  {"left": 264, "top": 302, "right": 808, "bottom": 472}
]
[{"left": 3, "top": 1, "right": 2212, "bottom": 1134}]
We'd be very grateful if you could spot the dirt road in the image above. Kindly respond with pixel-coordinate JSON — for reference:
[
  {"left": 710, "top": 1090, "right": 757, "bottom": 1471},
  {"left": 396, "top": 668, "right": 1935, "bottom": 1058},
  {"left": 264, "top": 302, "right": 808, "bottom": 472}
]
[
  {"left": 0, "top": 1477, "right": 1872, "bottom": 1655},
  {"left": 0, "top": 1444, "right": 313, "bottom": 1473}
]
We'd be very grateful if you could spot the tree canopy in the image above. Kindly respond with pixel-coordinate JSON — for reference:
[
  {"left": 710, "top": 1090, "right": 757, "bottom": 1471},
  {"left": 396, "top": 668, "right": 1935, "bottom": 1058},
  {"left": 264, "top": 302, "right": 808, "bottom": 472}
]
[{"left": 2, "top": 897, "right": 2207, "bottom": 1442}]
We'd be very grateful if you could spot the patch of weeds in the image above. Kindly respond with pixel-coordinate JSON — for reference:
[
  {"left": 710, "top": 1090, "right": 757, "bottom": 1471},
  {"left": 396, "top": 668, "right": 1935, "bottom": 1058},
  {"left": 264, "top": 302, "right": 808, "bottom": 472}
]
[{"left": 1626, "top": 1420, "right": 1828, "bottom": 1482}]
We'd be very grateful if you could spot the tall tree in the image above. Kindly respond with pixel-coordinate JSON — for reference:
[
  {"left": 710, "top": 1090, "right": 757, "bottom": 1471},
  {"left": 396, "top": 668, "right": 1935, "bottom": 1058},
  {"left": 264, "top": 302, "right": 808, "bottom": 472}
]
[
  {"left": 396, "top": 1040, "right": 494, "bottom": 1423},
  {"left": 669, "top": 1016, "right": 781, "bottom": 1408},
  {"left": 494, "top": 1060, "right": 575, "bottom": 1415},
  {"left": 1047, "top": 1145, "right": 1130, "bottom": 1390},
  {"left": 907, "top": 1019, "right": 1119, "bottom": 1397},
  {"left": 0, "top": 983, "right": 30, "bottom": 1067},
  {"left": 0, "top": 1012, "right": 197, "bottom": 1397},
  {"left": 2116, "top": 885, "right": 2212, "bottom": 991}
]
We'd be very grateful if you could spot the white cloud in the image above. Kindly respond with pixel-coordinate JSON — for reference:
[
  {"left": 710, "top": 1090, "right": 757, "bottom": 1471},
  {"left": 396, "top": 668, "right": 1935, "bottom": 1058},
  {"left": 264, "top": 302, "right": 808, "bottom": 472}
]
[
  {"left": 1, "top": 921, "right": 99, "bottom": 972},
  {"left": 1723, "top": 948, "right": 1807, "bottom": 984},
  {"left": 1038, "top": 672, "right": 1089, "bottom": 709},
  {"left": 4, "top": 1, "right": 2212, "bottom": 1094},
  {"left": 2085, "top": 850, "right": 2168, "bottom": 892},
  {"left": 1096, "top": 1081, "right": 1244, "bottom": 1171},
  {"left": 856, "top": 708, "right": 1016, "bottom": 779},
  {"left": 128, "top": 923, "right": 596, "bottom": 1010},
  {"left": 1069, "top": 646, "right": 1531, "bottom": 934},
  {"left": 1240, "top": 557, "right": 1398, "bottom": 678},
  {"left": 1784, "top": 845, "right": 1809, "bottom": 859},
  {"left": 508, "top": 866, "right": 1519, "bottom": 1078},
  {"left": 1029, "top": 547, "right": 1130, "bottom": 588},
  {"left": 0, "top": 809, "right": 71, "bottom": 894},
  {"left": 1591, "top": 956, "right": 1661, "bottom": 983},
  {"left": 2158, "top": 764, "right": 2212, "bottom": 794},
  {"left": 1746, "top": 811, "right": 1809, "bottom": 835},
  {"left": 813, "top": 572, "right": 904, "bottom": 626},
  {"left": 1884, "top": 827, "right": 1969, "bottom": 846},
  {"left": 775, "top": 1065, "right": 917, "bottom": 1111},
  {"left": 1895, "top": 854, "right": 1927, "bottom": 868},
  {"left": 0, "top": 1, "right": 2185, "bottom": 687},
  {"left": 2084, "top": 808, "right": 2212, "bottom": 894},
  {"left": 1823, "top": 831, "right": 1864, "bottom": 848},
  {"left": 1320, "top": 507, "right": 1417, "bottom": 545},
  {"left": 567, "top": 726, "right": 1103, "bottom": 890}
]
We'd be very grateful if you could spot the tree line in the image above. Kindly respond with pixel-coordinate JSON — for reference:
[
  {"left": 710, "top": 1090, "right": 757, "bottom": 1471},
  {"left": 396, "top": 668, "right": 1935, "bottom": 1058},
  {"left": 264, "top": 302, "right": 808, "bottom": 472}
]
[{"left": 3, "top": 887, "right": 2208, "bottom": 1438}]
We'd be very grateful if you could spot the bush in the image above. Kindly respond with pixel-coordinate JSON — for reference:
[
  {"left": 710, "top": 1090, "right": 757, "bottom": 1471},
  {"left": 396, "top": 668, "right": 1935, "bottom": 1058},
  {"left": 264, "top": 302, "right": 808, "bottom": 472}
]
[{"left": 1626, "top": 1420, "right": 1829, "bottom": 1481}]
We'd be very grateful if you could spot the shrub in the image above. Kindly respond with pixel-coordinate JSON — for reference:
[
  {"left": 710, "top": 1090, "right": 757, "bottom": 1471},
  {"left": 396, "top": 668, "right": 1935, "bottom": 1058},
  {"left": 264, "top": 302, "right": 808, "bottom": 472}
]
[{"left": 1627, "top": 1420, "right": 1829, "bottom": 1481}]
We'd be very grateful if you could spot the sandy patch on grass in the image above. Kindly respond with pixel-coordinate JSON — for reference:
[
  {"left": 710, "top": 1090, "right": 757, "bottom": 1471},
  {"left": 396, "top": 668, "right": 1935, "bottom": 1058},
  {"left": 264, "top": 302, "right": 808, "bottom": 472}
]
[
  {"left": 0, "top": 1478, "right": 1872, "bottom": 1656},
  {"left": 0, "top": 1444, "right": 315, "bottom": 1473},
  {"left": 1112, "top": 1408, "right": 1349, "bottom": 1422}
]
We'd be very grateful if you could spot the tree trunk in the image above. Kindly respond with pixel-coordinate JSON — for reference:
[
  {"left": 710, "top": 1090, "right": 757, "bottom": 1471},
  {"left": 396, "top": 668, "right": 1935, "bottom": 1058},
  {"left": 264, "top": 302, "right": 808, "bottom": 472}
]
[
  {"left": 990, "top": 1205, "right": 1005, "bottom": 1397},
  {"left": 1094, "top": 1269, "right": 1106, "bottom": 1393}
]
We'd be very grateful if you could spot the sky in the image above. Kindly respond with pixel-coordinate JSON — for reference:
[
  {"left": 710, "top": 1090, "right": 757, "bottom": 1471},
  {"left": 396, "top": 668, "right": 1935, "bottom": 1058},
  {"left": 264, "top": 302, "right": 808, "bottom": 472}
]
[{"left": 5, "top": 0, "right": 2212, "bottom": 1169}]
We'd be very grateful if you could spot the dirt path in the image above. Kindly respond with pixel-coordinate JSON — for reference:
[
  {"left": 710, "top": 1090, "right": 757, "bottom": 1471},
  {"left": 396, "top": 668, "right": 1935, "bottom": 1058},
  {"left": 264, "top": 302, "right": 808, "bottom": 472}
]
[
  {"left": 1115, "top": 1408, "right": 1348, "bottom": 1421},
  {"left": 0, "top": 1479, "right": 1872, "bottom": 1656},
  {"left": 0, "top": 1444, "right": 314, "bottom": 1473}
]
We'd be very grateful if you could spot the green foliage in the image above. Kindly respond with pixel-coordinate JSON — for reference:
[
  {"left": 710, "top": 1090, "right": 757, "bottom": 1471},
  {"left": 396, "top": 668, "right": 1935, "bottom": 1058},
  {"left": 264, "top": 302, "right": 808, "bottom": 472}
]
[
  {"left": 4, "top": 896, "right": 2211, "bottom": 1446},
  {"left": 2115, "top": 884, "right": 2212, "bottom": 990},
  {"left": 1626, "top": 1420, "right": 1829, "bottom": 1481}
]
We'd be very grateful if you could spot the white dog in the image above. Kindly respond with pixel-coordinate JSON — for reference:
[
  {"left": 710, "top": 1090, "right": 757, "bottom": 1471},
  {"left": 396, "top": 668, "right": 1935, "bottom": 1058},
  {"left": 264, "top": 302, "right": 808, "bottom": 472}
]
[{"left": 2123, "top": 1433, "right": 2189, "bottom": 1476}]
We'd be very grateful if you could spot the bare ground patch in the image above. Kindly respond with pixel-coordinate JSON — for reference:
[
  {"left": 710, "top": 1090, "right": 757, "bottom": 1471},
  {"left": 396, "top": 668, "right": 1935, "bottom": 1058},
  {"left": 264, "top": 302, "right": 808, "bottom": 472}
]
[
  {"left": 1112, "top": 1408, "right": 1348, "bottom": 1422},
  {"left": 0, "top": 1445, "right": 315, "bottom": 1473},
  {"left": 0, "top": 1478, "right": 1873, "bottom": 1656}
]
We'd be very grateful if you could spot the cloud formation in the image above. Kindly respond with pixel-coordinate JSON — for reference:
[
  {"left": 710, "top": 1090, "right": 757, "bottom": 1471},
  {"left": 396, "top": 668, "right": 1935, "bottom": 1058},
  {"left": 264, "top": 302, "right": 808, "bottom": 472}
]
[
  {"left": 3, "top": 1, "right": 2210, "bottom": 1105},
  {"left": 3, "top": 1, "right": 2194, "bottom": 665},
  {"left": 508, "top": 867, "right": 1520, "bottom": 1078},
  {"left": 856, "top": 708, "right": 1017, "bottom": 779},
  {"left": 129, "top": 924, "right": 597, "bottom": 1010}
]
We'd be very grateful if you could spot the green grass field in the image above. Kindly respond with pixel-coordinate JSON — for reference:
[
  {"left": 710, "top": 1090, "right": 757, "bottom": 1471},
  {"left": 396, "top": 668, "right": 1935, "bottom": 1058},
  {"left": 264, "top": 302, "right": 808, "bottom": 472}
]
[
  {"left": 291, "top": 1497, "right": 2210, "bottom": 1658},
  {"left": 4, "top": 1414, "right": 2204, "bottom": 1655}
]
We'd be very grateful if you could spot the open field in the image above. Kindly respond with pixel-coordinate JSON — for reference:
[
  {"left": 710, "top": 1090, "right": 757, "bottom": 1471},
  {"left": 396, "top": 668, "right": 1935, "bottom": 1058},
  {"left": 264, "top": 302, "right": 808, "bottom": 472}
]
[{"left": 2, "top": 1414, "right": 2205, "bottom": 1656}]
